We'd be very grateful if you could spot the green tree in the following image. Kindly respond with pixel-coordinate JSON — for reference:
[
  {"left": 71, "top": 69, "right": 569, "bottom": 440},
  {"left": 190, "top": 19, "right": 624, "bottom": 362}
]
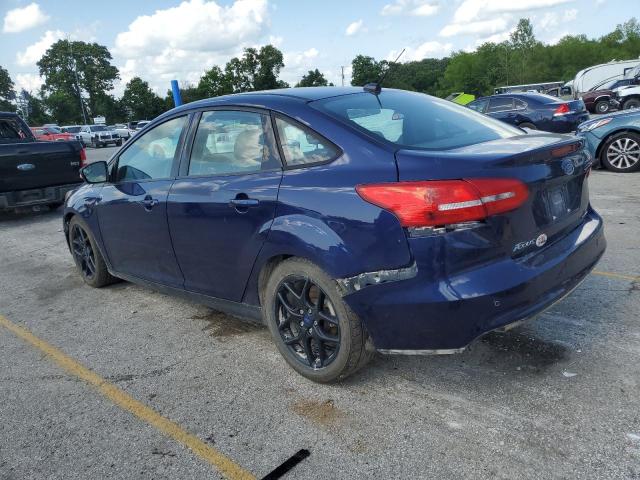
[
  {"left": 43, "top": 90, "right": 82, "bottom": 125},
  {"left": 37, "top": 40, "right": 119, "bottom": 120},
  {"left": 17, "top": 90, "right": 50, "bottom": 125},
  {"left": 197, "top": 65, "right": 232, "bottom": 98},
  {"left": 510, "top": 18, "right": 541, "bottom": 84},
  {"left": 0, "top": 65, "right": 15, "bottom": 111},
  {"left": 296, "top": 69, "right": 332, "bottom": 87},
  {"left": 224, "top": 45, "right": 287, "bottom": 92},
  {"left": 121, "top": 77, "right": 166, "bottom": 120},
  {"left": 94, "top": 93, "right": 127, "bottom": 124},
  {"left": 351, "top": 55, "right": 384, "bottom": 86}
]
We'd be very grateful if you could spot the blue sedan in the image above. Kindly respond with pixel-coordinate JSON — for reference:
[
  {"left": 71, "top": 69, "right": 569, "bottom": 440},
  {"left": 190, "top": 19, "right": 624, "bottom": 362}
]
[
  {"left": 577, "top": 109, "right": 640, "bottom": 172},
  {"left": 467, "top": 92, "right": 590, "bottom": 133},
  {"left": 64, "top": 87, "right": 605, "bottom": 382}
]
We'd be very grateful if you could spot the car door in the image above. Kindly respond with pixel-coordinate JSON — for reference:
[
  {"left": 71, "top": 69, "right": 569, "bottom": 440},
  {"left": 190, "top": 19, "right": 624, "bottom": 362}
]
[
  {"left": 96, "top": 115, "right": 189, "bottom": 287},
  {"left": 486, "top": 97, "right": 517, "bottom": 125},
  {"left": 167, "top": 109, "right": 282, "bottom": 301}
]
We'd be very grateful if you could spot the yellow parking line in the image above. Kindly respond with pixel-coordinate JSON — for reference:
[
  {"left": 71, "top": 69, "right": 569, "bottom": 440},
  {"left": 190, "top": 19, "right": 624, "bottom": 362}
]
[
  {"left": 0, "top": 314, "right": 255, "bottom": 480},
  {"left": 592, "top": 270, "right": 639, "bottom": 282}
]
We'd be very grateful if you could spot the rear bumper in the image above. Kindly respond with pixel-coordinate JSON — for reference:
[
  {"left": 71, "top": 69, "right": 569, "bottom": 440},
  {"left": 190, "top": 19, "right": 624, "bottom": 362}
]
[
  {"left": 550, "top": 113, "right": 590, "bottom": 133},
  {"left": 0, "top": 183, "right": 81, "bottom": 210},
  {"left": 343, "top": 208, "right": 605, "bottom": 352}
]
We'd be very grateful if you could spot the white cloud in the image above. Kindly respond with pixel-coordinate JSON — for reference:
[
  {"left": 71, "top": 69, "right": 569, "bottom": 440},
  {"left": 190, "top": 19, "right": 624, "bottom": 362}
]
[
  {"left": 280, "top": 48, "right": 322, "bottom": 85},
  {"left": 115, "top": 0, "right": 268, "bottom": 56},
  {"left": 451, "top": 0, "right": 574, "bottom": 24},
  {"left": 563, "top": 8, "right": 578, "bottom": 21},
  {"left": 387, "top": 41, "right": 453, "bottom": 61},
  {"left": 475, "top": 30, "right": 513, "bottom": 45},
  {"left": 381, "top": 0, "right": 439, "bottom": 16},
  {"left": 113, "top": 0, "right": 270, "bottom": 93},
  {"left": 14, "top": 73, "right": 44, "bottom": 93},
  {"left": 16, "top": 30, "right": 65, "bottom": 66},
  {"left": 440, "top": 17, "right": 510, "bottom": 37},
  {"left": 2, "top": 2, "right": 49, "bottom": 33},
  {"left": 345, "top": 19, "right": 364, "bottom": 36}
]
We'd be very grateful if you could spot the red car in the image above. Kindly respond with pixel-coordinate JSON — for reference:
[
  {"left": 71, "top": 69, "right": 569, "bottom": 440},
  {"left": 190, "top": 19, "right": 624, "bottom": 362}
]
[{"left": 30, "top": 126, "right": 76, "bottom": 142}]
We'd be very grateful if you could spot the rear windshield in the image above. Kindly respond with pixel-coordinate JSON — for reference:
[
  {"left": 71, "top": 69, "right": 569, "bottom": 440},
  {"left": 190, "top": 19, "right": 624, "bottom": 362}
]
[
  {"left": 312, "top": 90, "right": 521, "bottom": 150},
  {"left": 92, "top": 125, "right": 108, "bottom": 131},
  {"left": 63, "top": 126, "right": 81, "bottom": 133}
]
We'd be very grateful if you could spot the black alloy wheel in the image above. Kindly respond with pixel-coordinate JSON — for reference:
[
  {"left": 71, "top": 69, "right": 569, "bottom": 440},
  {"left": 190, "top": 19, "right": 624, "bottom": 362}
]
[
  {"left": 71, "top": 223, "right": 96, "bottom": 280},
  {"left": 275, "top": 275, "right": 341, "bottom": 369}
]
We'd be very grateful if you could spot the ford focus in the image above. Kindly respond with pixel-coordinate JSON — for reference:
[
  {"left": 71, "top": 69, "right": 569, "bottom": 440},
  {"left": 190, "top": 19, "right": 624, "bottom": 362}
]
[{"left": 63, "top": 87, "right": 606, "bottom": 382}]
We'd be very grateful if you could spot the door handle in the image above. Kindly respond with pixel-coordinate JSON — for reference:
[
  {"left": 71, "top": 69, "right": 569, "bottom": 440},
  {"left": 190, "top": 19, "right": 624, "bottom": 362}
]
[
  {"left": 229, "top": 198, "right": 259, "bottom": 207},
  {"left": 142, "top": 195, "right": 159, "bottom": 211}
]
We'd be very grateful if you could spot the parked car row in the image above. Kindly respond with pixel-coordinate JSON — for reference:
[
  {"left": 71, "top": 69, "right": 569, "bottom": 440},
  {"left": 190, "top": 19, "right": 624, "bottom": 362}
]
[{"left": 466, "top": 90, "right": 639, "bottom": 172}]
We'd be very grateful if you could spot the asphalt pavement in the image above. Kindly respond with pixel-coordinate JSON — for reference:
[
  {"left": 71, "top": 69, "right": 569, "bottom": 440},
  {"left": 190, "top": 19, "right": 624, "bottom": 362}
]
[{"left": 0, "top": 169, "right": 639, "bottom": 479}]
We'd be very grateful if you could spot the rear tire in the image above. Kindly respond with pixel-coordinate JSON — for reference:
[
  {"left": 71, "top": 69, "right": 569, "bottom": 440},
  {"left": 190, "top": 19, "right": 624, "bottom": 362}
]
[
  {"left": 600, "top": 132, "right": 640, "bottom": 172},
  {"left": 518, "top": 122, "right": 537, "bottom": 130},
  {"left": 263, "top": 258, "right": 374, "bottom": 382},
  {"left": 68, "top": 216, "right": 117, "bottom": 288},
  {"left": 594, "top": 100, "right": 610, "bottom": 114},
  {"left": 622, "top": 98, "right": 640, "bottom": 110}
]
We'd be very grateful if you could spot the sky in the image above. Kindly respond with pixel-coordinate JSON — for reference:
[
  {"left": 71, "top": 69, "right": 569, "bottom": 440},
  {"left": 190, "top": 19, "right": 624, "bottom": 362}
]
[{"left": 0, "top": 0, "right": 633, "bottom": 97}]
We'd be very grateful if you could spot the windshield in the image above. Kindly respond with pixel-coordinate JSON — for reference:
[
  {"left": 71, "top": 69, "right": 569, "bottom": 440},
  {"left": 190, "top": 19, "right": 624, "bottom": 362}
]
[
  {"left": 312, "top": 90, "right": 521, "bottom": 150},
  {"left": 91, "top": 125, "right": 108, "bottom": 131},
  {"left": 45, "top": 127, "right": 62, "bottom": 134},
  {"left": 63, "top": 126, "right": 81, "bottom": 133}
]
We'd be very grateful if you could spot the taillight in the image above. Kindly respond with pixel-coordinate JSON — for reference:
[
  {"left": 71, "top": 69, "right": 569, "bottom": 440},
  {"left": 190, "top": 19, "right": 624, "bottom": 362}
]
[
  {"left": 356, "top": 178, "right": 529, "bottom": 228},
  {"left": 79, "top": 148, "right": 87, "bottom": 167},
  {"left": 553, "top": 103, "right": 570, "bottom": 116}
]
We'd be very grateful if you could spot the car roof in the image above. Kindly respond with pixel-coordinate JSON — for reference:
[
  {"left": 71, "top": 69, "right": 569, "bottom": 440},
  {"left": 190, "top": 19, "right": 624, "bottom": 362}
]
[
  {"left": 171, "top": 86, "right": 364, "bottom": 112},
  {"left": 474, "top": 92, "right": 557, "bottom": 102}
]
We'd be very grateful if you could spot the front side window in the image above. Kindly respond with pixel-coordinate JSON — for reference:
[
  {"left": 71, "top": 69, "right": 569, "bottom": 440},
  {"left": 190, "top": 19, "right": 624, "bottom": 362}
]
[
  {"left": 0, "top": 118, "right": 31, "bottom": 142},
  {"left": 313, "top": 90, "right": 521, "bottom": 151},
  {"left": 274, "top": 117, "right": 338, "bottom": 166},
  {"left": 115, "top": 116, "right": 187, "bottom": 182},
  {"left": 188, "top": 110, "right": 279, "bottom": 176}
]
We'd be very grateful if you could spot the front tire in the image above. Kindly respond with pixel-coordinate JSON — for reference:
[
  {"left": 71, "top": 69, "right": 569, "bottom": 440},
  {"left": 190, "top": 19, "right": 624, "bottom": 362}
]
[
  {"left": 600, "top": 132, "right": 640, "bottom": 172},
  {"left": 594, "top": 100, "right": 610, "bottom": 114},
  {"left": 68, "top": 217, "right": 116, "bottom": 287},
  {"left": 263, "top": 258, "right": 374, "bottom": 382}
]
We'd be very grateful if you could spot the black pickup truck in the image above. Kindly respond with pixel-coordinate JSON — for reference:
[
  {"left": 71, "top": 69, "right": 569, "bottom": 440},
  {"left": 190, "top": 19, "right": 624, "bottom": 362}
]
[{"left": 0, "top": 112, "right": 85, "bottom": 212}]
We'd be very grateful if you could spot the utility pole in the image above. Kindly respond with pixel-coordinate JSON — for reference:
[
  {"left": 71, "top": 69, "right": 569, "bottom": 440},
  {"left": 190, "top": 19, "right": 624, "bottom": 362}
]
[
  {"left": 68, "top": 38, "right": 88, "bottom": 124},
  {"left": 341, "top": 66, "right": 345, "bottom": 87}
]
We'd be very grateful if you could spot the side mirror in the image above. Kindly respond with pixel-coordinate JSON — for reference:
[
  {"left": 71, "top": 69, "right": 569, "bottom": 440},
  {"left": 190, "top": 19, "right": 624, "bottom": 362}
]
[{"left": 81, "top": 161, "right": 108, "bottom": 183}]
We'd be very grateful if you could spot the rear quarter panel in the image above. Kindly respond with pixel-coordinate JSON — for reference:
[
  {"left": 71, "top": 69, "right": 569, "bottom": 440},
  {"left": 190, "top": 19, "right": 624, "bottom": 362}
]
[{"left": 242, "top": 101, "right": 412, "bottom": 305}]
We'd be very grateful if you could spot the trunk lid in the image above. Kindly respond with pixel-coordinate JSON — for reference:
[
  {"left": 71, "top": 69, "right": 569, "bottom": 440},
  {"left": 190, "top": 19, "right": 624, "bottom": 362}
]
[
  {"left": 0, "top": 140, "right": 84, "bottom": 193},
  {"left": 395, "top": 133, "right": 591, "bottom": 257}
]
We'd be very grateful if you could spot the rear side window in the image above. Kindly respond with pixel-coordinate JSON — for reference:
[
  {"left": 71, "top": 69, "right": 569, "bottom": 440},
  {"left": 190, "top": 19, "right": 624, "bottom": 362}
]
[
  {"left": 313, "top": 90, "right": 521, "bottom": 151},
  {"left": 274, "top": 117, "right": 339, "bottom": 166},
  {"left": 514, "top": 99, "right": 527, "bottom": 110},
  {"left": 116, "top": 116, "right": 187, "bottom": 182},
  {"left": 488, "top": 97, "right": 514, "bottom": 112},
  {"left": 188, "top": 110, "right": 280, "bottom": 176}
]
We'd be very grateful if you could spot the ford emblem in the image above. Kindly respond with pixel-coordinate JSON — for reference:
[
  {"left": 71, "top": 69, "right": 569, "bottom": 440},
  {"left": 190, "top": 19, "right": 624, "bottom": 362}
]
[
  {"left": 536, "top": 233, "right": 548, "bottom": 247},
  {"left": 17, "top": 163, "right": 35, "bottom": 171},
  {"left": 561, "top": 158, "right": 575, "bottom": 175}
]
